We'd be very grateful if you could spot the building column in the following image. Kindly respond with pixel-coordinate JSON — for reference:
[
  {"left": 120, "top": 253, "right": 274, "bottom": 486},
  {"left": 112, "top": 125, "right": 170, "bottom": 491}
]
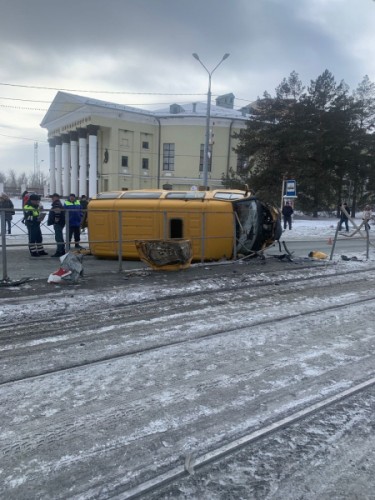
[
  {"left": 55, "top": 137, "right": 62, "bottom": 196},
  {"left": 78, "top": 128, "right": 87, "bottom": 196},
  {"left": 62, "top": 134, "right": 70, "bottom": 197},
  {"left": 70, "top": 131, "right": 79, "bottom": 196},
  {"left": 48, "top": 138, "right": 56, "bottom": 195},
  {"left": 88, "top": 125, "right": 99, "bottom": 198}
]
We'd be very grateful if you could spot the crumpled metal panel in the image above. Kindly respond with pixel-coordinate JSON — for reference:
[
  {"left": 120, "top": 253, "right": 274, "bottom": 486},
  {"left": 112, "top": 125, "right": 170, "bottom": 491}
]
[{"left": 135, "top": 239, "right": 193, "bottom": 271}]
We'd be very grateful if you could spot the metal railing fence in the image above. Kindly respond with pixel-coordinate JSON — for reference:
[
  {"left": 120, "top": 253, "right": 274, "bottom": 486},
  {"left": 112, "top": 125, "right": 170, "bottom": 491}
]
[{"left": 1, "top": 207, "right": 238, "bottom": 282}]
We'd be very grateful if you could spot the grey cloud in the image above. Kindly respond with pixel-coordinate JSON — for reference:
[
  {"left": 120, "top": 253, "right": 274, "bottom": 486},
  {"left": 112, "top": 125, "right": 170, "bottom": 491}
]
[
  {"left": 1, "top": 0, "right": 374, "bottom": 175},
  {"left": 1, "top": 0, "right": 372, "bottom": 97},
  {"left": 0, "top": 0, "right": 246, "bottom": 52}
]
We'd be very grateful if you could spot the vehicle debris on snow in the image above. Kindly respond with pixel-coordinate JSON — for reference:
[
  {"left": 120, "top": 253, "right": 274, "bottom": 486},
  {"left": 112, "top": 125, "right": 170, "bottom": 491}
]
[
  {"left": 308, "top": 250, "right": 328, "bottom": 260},
  {"left": 135, "top": 239, "right": 193, "bottom": 271},
  {"left": 47, "top": 251, "right": 84, "bottom": 284}
]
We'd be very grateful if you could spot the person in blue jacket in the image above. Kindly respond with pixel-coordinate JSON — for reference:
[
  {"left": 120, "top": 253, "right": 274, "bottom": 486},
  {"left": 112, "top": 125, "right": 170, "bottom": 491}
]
[{"left": 64, "top": 193, "right": 84, "bottom": 249}]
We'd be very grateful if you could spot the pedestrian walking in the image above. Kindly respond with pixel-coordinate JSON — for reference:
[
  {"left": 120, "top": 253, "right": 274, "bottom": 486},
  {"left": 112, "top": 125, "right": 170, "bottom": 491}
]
[
  {"left": 23, "top": 194, "right": 48, "bottom": 256},
  {"left": 363, "top": 205, "right": 373, "bottom": 231},
  {"left": 339, "top": 202, "right": 350, "bottom": 232},
  {"left": 64, "top": 193, "right": 84, "bottom": 249},
  {"left": 47, "top": 193, "right": 66, "bottom": 257},
  {"left": 0, "top": 193, "right": 15, "bottom": 235},
  {"left": 282, "top": 201, "right": 294, "bottom": 230},
  {"left": 79, "top": 195, "right": 88, "bottom": 233}
]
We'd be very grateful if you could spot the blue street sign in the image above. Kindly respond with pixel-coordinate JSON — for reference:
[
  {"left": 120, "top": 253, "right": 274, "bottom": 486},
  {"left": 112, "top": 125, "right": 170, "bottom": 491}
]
[{"left": 285, "top": 179, "right": 297, "bottom": 198}]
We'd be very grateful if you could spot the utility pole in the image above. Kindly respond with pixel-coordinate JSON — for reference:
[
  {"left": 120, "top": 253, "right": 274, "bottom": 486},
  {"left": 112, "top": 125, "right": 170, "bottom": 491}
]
[
  {"left": 192, "top": 53, "right": 230, "bottom": 189},
  {"left": 280, "top": 174, "right": 286, "bottom": 210},
  {"left": 34, "top": 142, "right": 40, "bottom": 186}
]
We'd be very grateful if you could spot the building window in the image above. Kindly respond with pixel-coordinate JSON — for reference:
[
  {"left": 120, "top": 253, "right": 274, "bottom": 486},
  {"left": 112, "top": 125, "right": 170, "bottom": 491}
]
[
  {"left": 199, "top": 144, "right": 212, "bottom": 172},
  {"left": 142, "top": 158, "right": 149, "bottom": 169},
  {"left": 121, "top": 156, "right": 128, "bottom": 167},
  {"left": 142, "top": 141, "right": 149, "bottom": 149},
  {"left": 163, "top": 143, "right": 175, "bottom": 171}
]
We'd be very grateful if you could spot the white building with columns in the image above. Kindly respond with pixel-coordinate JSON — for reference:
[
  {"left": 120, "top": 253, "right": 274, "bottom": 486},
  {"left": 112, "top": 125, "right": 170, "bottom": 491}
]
[{"left": 40, "top": 92, "right": 250, "bottom": 198}]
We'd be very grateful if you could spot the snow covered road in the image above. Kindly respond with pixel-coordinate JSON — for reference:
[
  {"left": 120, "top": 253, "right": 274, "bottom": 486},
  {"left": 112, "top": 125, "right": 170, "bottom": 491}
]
[{"left": 1, "top": 260, "right": 375, "bottom": 498}]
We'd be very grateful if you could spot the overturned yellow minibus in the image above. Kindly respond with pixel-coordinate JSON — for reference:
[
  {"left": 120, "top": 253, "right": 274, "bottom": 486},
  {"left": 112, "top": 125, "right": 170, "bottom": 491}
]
[{"left": 87, "top": 189, "right": 282, "bottom": 261}]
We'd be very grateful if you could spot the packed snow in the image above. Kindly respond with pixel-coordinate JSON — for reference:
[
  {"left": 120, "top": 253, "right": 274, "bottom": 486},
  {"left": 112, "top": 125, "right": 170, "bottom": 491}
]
[{"left": 1, "top": 198, "right": 375, "bottom": 499}]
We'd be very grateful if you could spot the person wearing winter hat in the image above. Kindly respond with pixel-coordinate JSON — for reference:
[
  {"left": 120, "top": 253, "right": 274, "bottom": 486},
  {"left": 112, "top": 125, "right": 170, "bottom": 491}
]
[
  {"left": 47, "top": 193, "right": 66, "bottom": 257},
  {"left": 282, "top": 201, "right": 294, "bottom": 230},
  {"left": 0, "top": 193, "right": 15, "bottom": 235},
  {"left": 64, "top": 193, "right": 84, "bottom": 249},
  {"left": 79, "top": 194, "right": 88, "bottom": 233},
  {"left": 23, "top": 194, "right": 48, "bottom": 257}
]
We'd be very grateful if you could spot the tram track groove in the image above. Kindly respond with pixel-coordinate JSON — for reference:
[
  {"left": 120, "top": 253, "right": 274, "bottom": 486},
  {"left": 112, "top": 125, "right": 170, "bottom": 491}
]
[
  {"left": 111, "top": 377, "right": 375, "bottom": 500},
  {"left": 1, "top": 290, "right": 375, "bottom": 386},
  {"left": 1, "top": 265, "right": 375, "bottom": 340},
  {"left": 2, "top": 260, "right": 374, "bottom": 499},
  {"left": 0, "top": 265, "right": 350, "bottom": 318}
]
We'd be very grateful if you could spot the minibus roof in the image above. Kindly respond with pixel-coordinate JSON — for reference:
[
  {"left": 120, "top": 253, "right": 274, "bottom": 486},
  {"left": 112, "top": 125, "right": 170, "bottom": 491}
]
[{"left": 93, "top": 189, "right": 251, "bottom": 201}]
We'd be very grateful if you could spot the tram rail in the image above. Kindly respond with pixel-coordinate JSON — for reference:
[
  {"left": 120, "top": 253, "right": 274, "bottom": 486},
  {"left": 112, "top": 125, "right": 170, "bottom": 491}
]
[
  {"left": 1, "top": 257, "right": 374, "bottom": 499},
  {"left": 117, "top": 377, "right": 375, "bottom": 499},
  {"left": 1, "top": 262, "right": 374, "bottom": 321},
  {"left": 1, "top": 266, "right": 375, "bottom": 386}
]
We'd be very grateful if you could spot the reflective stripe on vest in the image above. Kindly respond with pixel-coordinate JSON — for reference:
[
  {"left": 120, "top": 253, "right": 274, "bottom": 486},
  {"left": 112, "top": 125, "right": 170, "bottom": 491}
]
[{"left": 23, "top": 204, "right": 40, "bottom": 217}]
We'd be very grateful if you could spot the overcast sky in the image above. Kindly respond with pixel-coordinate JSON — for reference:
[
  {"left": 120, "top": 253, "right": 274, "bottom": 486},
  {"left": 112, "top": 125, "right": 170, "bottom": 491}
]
[{"left": 0, "top": 0, "right": 374, "bottom": 180}]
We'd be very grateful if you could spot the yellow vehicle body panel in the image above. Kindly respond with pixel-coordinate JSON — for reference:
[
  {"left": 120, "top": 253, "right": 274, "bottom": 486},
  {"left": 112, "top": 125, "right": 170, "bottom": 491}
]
[
  {"left": 87, "top": 189, "right": 282, "bottom": 262},
  {"left": 88, "top": 190, "right": 240, "bottom": 261}
]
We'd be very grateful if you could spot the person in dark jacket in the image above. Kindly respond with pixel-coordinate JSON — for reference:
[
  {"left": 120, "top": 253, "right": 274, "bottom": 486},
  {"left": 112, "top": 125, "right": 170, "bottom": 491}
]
[
  {"left": 0, "top": 193, "right": 15, "bottom": 235},
  {"left": 64, "top": 193, "right": 83, "bottom": 249},
  {"left": 79, "top": 194, "right": 88, "bottom": 233},
  {"left": 47, "top": 193, "right": 65, "bottom": 257},
  {"left": 282, "top": 201, "right": 294, "bottom": 230},
  {"left": 23, "top": 194, "right": 48, "bottom": 256},
  {"left": 339, "top": 202, "right": 350, "bottom": 232},
  {"left": 363, "top": 205, "right": 373, "bottom": 231}
]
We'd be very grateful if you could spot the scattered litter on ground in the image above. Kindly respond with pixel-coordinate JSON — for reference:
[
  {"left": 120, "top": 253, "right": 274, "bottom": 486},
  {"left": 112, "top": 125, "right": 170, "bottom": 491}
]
[
  {"left": 273, "top": 253, "right": 294, "bottom": 262},
  {"left": 0, "top": 277, "right": 30, "bottom": 287},
  {"left": 48, "top": 252, "right": 84, "bottom": 284},
  {"left": 308, "top": 251, "right": 328, "bottom": 259},
  {"left": 341, "top": 255, "right": 363, "bottom": 262}
]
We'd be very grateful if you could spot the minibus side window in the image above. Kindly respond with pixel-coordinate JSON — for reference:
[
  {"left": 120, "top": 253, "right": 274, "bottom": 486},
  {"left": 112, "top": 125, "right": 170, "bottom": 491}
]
[
  {"left": 120, "top": 192, "right": 162, "bottom": 199},
  {"left": 170, "top": 219, "right": 183, "bottom": 238}
]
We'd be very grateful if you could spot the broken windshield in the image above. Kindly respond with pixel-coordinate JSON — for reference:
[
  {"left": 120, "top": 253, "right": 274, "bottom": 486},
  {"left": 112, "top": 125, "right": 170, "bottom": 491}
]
[{"left": 233, "top": 198, "right": 261, "bottom": 253}]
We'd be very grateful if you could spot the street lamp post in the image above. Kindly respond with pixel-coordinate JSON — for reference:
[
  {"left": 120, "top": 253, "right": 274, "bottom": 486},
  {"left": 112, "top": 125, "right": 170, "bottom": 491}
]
[{"left": 192, "top": 53, "right": 230, "bottom": 189}]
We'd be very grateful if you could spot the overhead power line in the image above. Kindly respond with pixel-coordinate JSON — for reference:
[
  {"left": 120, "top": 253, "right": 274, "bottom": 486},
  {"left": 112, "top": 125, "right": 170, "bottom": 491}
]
[
  {"left": 0, "top": 96, "right": 53, "bottom": 103},
  {"left": 0, "top": 104, "right": 47, "bottom": 111},
  {"left": 0, "top": 82, "right": 256, "bottom": 104},
  {"left": 0, "top": 98, "right": 207, "bottom": 109},
  {"left": 0, "top": 82, "right": 206, "bottom": 96},
  {"left": 0, "top": 132, "right": 47, "bottom": 142}
]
